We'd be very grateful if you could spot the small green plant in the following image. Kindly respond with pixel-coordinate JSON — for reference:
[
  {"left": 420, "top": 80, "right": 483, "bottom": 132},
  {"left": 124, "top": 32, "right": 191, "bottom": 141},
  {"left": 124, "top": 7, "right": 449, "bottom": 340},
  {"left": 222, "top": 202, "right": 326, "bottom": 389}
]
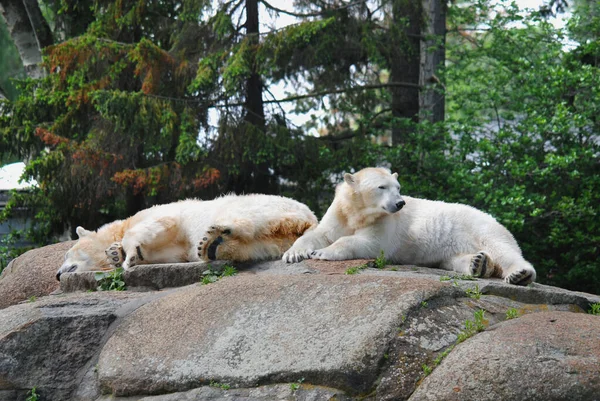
[
  {"left": 422, "top": 363, "right": 432, "bottom": 376},
  {"left": 440, "top": 275, "right": 451, "bottom": 281},
  {"left": 95, "top": 268, "right": 126, "bottom": 291},
  {"left": 421, "top": 301, "right": 428, "bottom": 308},
  {"left": 222, "top": 264, "right": 237, "bottom": 277},
  {"left": 209, "top": 380, "right": 230, "bottom": 390},
  {"left": 27, "top": 296, "right": 37, "bottom": 303},
  {"left": 290, "top": 377, "right": 304, "bottom": 392},
  {"left": 26, "top": 387, "right": 39, "bottom": 401},
  {"left": 201, "top": 264, "right": 237, "bottom": 285},
  {"left": 345, "top": 263, "right": 368, "bottom": 275},
  {"left": 455, "top": 274, "right": 477, "bottom": 281},
  {"left": 505, "top": 308, "right": 520, "bottom": 320},
  {"left": 374, "top": 250, "right": 387, "bottom": 269},
  {"left": 433, "top": 345, "right": 454, "bottom": 366},
  {"left": 588, "top": 302, "right": 600, "bottom": 316},
  {"left": 465, "top": 284, "right": 482, "bottom": 300},
  {"left": 457, "top": 309, "right": 486, "bottom": 343}
]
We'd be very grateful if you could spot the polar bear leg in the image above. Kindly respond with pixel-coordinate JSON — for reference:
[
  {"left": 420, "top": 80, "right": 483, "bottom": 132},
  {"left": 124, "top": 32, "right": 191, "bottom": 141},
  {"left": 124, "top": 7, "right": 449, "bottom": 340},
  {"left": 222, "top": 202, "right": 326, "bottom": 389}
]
[
  {"left": 198, "top": 224, "right": 286, "bottom": 262},
  {"left": 310, "top": 234, "right": 380, "bottom": 261},
  {"left": 282, "top": 227, "right": 330, "bottom": 263},
  {"left": 441, "top": 251, "right": 494, "bottom": 278},
  {"left": 121, "top": 217, "right": 179, "bottom": 269},
  {"left": 502, "top": 262, "right": 536, "bottom": 286}
]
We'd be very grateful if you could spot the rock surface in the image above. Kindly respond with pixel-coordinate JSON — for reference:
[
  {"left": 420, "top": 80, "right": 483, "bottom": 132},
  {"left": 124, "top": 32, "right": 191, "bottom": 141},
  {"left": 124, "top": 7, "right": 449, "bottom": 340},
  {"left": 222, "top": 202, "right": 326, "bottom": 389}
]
[
  {"left": 1, "top": 242, "right": 599, "bottom": 401},
  {"left": 409, "top": 312, "right": 600, "bottom": 401},
  {"left": 0, "top": 241, "right": 74, "bottom": 309}
]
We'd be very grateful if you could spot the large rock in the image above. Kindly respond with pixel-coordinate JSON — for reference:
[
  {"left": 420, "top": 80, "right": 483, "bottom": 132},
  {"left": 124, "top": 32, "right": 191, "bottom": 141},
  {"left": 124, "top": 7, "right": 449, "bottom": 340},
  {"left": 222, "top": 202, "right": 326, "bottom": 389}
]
[
  {"left": 1, "top": 242, "right": 600, "bottom": 401},
  {"left": 0, "top": 241, "right": 74, "bottom": 309},
  {"left": 97, "top": 275, "right": 457, "bottom": 397},
  {"left": 409, "top": 312, "right": 600, "bottom": 401},
  {"left": 0, "top": 291, "right": 163, "bottom": 401}
]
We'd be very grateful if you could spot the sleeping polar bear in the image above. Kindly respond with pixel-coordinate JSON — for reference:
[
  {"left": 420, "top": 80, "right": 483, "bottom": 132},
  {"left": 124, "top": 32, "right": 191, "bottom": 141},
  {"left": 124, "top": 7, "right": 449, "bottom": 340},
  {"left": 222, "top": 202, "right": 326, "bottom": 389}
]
[
  {"left": 283, "top": 167, "right": 536, "bottom": 286},
  {"left": 57, "top": 194, "right": 317, "bottom": 280}
]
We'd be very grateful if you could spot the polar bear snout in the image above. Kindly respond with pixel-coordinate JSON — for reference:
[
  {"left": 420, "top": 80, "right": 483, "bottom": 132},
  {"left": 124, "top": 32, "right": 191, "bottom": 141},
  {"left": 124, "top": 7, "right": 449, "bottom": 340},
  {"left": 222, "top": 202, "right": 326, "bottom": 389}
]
[
  {"left": 385, "top": 198, "right": 405, "bottom": 213},
  {"left": 56, "top": 264, "right": 78, "bottom": 281}
]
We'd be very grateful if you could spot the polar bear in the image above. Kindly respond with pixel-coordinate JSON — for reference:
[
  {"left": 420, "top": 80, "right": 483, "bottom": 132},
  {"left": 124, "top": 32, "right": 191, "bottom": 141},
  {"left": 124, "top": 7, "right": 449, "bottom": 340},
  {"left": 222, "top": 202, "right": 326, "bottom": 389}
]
[
  {"left": 57, "top": 194, "right": 317, "bottom": 280},
  {"left": 283, "top": 167, "right": 536, "bottom": 286}
]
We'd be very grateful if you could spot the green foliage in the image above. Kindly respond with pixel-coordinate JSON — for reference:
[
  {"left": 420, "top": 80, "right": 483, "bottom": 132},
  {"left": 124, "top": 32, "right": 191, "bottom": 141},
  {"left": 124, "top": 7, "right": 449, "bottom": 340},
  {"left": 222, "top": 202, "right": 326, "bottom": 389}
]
[
  {"left": 346, "top": 263, "right": 368, "bottom": 275},
  {"left": 440, "top": 273, "right": 477, "bottom": 288},
  {"left": 25, "top": 386, "right": 39, "bottom": 401},
  {"left": 0, "top": 18, "right": 25, "bottom": 101},
  {"left": 0, "top": 229, "right": 32, "bottom": 275},
  {"left": 421, "top": 363, "right": 432, "bottom": 376},
  {"left": 95, "top": 268, "right": 126, "bottom": 291},
  {"left": 505, "top": 308, "right": 520, "bottom": 320},
  {"left": 290, "top": 377, "right": 305, "bottom": 392},
  {"left": 374, "top": 250, "right": 387, "bottom": 269},
  {"left": 457, "top": 310, "right": 486, "bottom": 343},
  {"left": 443, "top": 2, "right": 600, "bottom": 294},
  {"left": 209, "top": 381, "right": 230, "bottom": 390},
  {"left": 433, "top": 345, "right": 454, "bottom": 367},
  {"left": 589, "top": 303, "right": 600, "bottom": 316},
  {"left": 465, "top": 284, "right": 482, "bottom": 300},
  {"left": 200, "top": 264, "right": 237, "bottom": 285}
]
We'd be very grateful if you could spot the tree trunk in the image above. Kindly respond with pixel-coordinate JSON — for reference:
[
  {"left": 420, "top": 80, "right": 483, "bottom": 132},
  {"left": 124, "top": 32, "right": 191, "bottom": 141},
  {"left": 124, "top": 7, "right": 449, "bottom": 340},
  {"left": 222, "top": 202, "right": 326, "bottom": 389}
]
[
  {"left": 390, "top": 0, "right": 422, "bottom": 146},
  {"left": 419, "top": 0, "right": 446, "bottom": 123},
  {"left": 242, "top": 0, "right": 275, "bottom": 193},
  {"left": 244, "top": 0, "right": 265, "bottom": 129},
  {"left": 0, "top": 0, "right": 52, "bottom": 78}
]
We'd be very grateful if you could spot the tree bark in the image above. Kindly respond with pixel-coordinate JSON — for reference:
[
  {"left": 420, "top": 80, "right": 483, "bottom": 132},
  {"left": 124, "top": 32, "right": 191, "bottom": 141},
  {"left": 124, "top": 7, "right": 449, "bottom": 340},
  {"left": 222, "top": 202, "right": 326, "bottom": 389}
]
[
  {"left": 390, "top": 0, "right": 422, "bottom": 145},
  {"left": 419, "top": 0, "right": 446, "bottom": 123},
  {"left": 0, "top": 0, "right": 52, "bottom": 78},
  {"left": 242, "top": 0, "right": 274, "bottom": 193},
  {"left": 244, "top": 0, "right": 266, "bottom": 129},
  {"left": 390, "top": 0, "right": 446, "bottom": 145}
]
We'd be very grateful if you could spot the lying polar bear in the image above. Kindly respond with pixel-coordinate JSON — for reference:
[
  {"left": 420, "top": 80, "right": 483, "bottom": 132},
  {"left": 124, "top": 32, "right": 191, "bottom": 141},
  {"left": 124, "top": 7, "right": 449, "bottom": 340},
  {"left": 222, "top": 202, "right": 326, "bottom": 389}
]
[
  {"left": 57, "top": 194, "right": 317, "bottom": 280},
  {"left": 283, "top": 167, "right": 536, "bottom": 286}
]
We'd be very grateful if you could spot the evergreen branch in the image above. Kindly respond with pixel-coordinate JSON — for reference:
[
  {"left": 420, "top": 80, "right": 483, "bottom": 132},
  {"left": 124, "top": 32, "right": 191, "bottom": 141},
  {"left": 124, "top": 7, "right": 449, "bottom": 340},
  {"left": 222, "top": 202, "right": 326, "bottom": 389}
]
[
  {"left": 259, "top": 0, "right": 367, "bottom": 18},
  {"left": 258, "top": 82, "right": 422, "bottom": 104},
  {"left": 141, "top": 82, "right": 422, "bottom": 107}
]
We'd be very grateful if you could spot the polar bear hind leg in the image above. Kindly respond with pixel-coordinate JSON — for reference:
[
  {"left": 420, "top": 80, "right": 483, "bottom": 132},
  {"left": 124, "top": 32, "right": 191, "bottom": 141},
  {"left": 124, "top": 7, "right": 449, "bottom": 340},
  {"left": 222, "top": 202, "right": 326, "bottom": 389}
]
[
  {"left": 198, "top": 215, "right": 314, "bottom": 262},
  {"left": 503, "top": 262, "right": 536, "bottom": 286},
  {"left": 441, "top": 251, "right": 496, "bottom": 278},
  {"left": 198, "top": 224, "right": 284, "bottom": 261},
  {"left": 120, "top": 216, "right": 180, "bottom": 269}
]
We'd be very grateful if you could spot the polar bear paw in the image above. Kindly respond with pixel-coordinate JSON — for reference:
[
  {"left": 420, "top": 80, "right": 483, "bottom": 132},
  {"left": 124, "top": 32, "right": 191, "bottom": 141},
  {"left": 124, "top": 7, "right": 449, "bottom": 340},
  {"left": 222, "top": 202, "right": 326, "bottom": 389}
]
[
  {"left": 105, "top": 242, "right": 125, "bottom": 268},
  {"left": 310, "top": 248, "right": 345, "bottom": 261},
  {"left": 470, "top": 251, "right": 490, "bottom": 277},
  {"left": 198, "top": 225, "right": 232, "bottom": 261},
  {"left": 121, "top": 246, "right": 144, "bottom": 270},
  {"left": 505, "top": 268, "right": 535, "bottom": 286},
  {"left": 282, "top": 249, "right": 313, "bottom": 263}
]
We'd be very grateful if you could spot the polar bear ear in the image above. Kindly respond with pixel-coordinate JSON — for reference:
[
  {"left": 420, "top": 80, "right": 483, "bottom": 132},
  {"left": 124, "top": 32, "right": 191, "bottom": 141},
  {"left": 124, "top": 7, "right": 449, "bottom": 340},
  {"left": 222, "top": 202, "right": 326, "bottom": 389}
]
[
  {"left": 392, "top": 172, "right": 398, "bottom": 179},
  {"left": 76, "top": 226, "right": 92, "bottom": 238},
  {"left": 344, "top": 173, "right": 356, "bottom": 186}
]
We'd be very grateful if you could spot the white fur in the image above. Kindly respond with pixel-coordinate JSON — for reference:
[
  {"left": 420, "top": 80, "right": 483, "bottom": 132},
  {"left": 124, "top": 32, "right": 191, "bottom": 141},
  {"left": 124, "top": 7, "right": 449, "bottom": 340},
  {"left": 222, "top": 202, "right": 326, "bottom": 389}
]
[
  {"left": 283, "top": 167, "right": 536, "bottom": 285},
  {"left": 58, "top": 194, "right": 317, "bottom": 278}
]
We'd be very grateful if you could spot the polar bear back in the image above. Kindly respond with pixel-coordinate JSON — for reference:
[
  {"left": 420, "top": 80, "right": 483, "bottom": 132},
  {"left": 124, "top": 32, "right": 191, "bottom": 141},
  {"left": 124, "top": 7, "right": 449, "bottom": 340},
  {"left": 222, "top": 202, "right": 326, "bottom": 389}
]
[{"left": 390, "top": 196, "right": 521, "bottom": 266}]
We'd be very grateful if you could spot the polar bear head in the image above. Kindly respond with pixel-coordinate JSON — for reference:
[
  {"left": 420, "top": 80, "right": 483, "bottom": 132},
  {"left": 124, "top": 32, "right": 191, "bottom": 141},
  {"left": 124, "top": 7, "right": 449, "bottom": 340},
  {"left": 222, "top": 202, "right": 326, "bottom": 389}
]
[
  {"left": 56, "top": 226, "right": 112, "bottom": 280},
  {"left": 343, "top": 167, "right": 405, "bottom": 214}
]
